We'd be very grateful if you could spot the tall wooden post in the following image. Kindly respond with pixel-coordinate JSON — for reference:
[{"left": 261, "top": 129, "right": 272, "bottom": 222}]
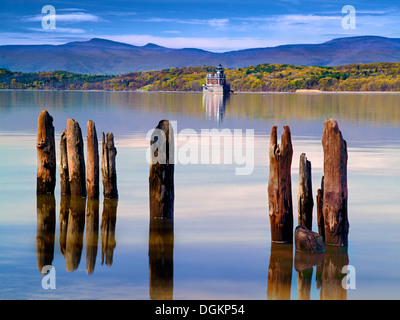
[
  {"left": 322, "top": 119, "right": 349, "bottom": 246},
  {"left": 101, "top": 132, "right": 118, "bottom": 199},
  {"left": 66, "top": 119, "right": 86, "bottom": 197},
  {"left": 87, "top": 120, "right": 99, "bottom": 199},
  {"left": 298, "top": 153, "right": 313, "bottom": 230},
  {"left": 37, "top": 110, "right": 56, "bottom": 195},
  {"left": 268, "top": 126, "right": 293, "bottom": 243},
  {"left": 149, "top": 120, "right": 175, "bottom": 220}
]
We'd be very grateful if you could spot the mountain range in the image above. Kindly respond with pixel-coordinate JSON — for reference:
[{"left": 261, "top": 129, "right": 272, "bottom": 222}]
[{"left": 1, "top": 36, "right": 400, "bottom": 75}]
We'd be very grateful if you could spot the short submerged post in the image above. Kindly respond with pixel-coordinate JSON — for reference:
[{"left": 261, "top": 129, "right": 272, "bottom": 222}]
[
  {"left": 36, "top": 110, "right": 56, "bottom": 195},
  {"left": 268, "top": 126, "right": 293, "bottom": 243},
  {"left": 322, "top": 119, "right": 349, "bottom": 246}
]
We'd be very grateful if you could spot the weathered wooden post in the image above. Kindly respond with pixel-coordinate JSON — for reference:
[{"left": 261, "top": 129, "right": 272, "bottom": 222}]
[
  {"left": 86, "top": 198, "right": 99, "bottom": 274},
  {"left": 37, "top": 110, "right": 56, "bottom": 195},
  {"left": 100, "top": 199, "right": 118, "bottom": 266},
  {"left": 149, "top": 120, "right": 175, "bottom": 220},
  {"left": 316, "top": 176, "right": 325, "bottom": 240},
  {"left": 36, "top": 195, "right": 56, "bottom": 273},
  {"left": 298, "top": 153, "right": 313, "bottom": 230},
  {"left": 268, "top": 126, "right": 293, "bottom": 243},
  {"left": 87, "top": 120, "right": 99, "bottom": 199},
  {"left": 101, "top": 132, "right": 118, "bottom": 199},
  {"left": 66, "top": 119, "right": 86, "bottom": 197},
  {"left": 60, "top": 129, "right": 70, "bottom": 195},
  {"left": 322, "top": 119, "right": 349, "bottom": 246}
]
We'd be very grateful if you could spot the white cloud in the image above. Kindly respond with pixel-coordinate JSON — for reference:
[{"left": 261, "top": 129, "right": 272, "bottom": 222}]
[
  {"left": 133, "top": 17, "right": 229, "bottom": 28},
  {"left": 23, "top": 12, "right": 106, "bottom": 23},
  {"left": 28, "top": 27, "right": 86, "bottom": 34}
]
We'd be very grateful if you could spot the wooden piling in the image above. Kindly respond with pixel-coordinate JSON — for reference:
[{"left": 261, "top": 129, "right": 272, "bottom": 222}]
[
  {"left": 149, "top": 120, "right": 174, "bottom": 220},
  {"left": 66, "top": 119, "right": 86, "bottom": 197},
  {"left": 268, "top": 126, "right": 293, "bottom": 243},
  {"left": 87, "top": 120, "right": 99, "bottom": 199},
  {"left": 101, "top": 132, "right": 118, "bottom": 199},
  {"left": 36, "top": 110, "right": 56, "bottom": 195},
  {"left": 60, "top": 129, "right": 70, "bottom": 195},
  {"left": 298, "top": 153, "right": 313, "bottom": 230},
  {"left": 316, "top": 176, "right": 325, "bottom": 240},
  {"left": 322, "top": 119, "right": 349, "bottom": 246}
]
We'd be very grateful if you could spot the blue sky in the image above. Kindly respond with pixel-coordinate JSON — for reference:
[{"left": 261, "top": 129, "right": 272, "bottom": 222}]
[{"left": 1, "top": 0, "right": 400, "bottom": 51}]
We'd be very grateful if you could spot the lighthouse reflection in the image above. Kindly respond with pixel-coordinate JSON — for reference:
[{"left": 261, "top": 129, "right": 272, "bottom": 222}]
[
  {"left": 202, "top": 94, "right": 227, "bottom": 125},
  {"left": 148, "top": 217, "right": 174, "bottom": 300},
  {"left": 36, "top": 195, "right": 118, "bottom": 274}
]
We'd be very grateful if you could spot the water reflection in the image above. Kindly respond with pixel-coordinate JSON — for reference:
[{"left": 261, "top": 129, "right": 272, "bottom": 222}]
[
  {"left": 148, "top": 218, "right": 174, "bottom": 300},
  {"left": 202, "top": 94, "right": 227, "bottom": 124},
  {"left": 267, "top": 243, "right": 293, "bottom": 300},
  {"left": 320, "top": 246, "right": 349, "bottom": 300},
  {"left": 86, "top": 199, "right": 99, "bottom": 274},
  {"left": 36, "top": 195, "right": 56, "bottom": 273},
  {"left": 64, "top": 197, "right": 86, "bottom": 272},
  {"left": 294, "top": 251, "right": 324, "bottom": 300},
  {"left": 36, "top": 195, "right": 118, "bottom": 274},
  {"left": 100, "top": 199, "right": 118, "bottom": 266},
  {"left": 267, "top": 244, "right": 350, "bottom": 300}
]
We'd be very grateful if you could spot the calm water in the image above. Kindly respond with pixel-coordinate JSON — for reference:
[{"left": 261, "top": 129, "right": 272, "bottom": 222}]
[{"left": 0, "top": 90, "right": 399, "bottom": 299}]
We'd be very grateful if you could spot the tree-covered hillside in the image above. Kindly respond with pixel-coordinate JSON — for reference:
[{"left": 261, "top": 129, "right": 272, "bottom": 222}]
[{"left": 2, "top": 62, "right": 400, "bottom": 92}]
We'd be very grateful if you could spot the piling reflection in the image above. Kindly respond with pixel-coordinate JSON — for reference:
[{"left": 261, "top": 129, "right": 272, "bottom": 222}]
[
  {"left": 65, "top": 197, "right": 86, "bottom": 272},
  {"left": 57, "top": 196, "right": 117, "bottom": 272},
  {"left": 267, "top": 243, "right": 293, "bottom": 300},
  {"left": 148, "top": 217, "right": 174, "bottom": 300},
  {"left": 320, "top": 246, "right": 349, "bottom": 300},
  {"left": 86, "top": 199, "right": 99, "bottom": 274},
  {"left": 202, "top": 94, "right": 227, "bottom": 124},
  {"left": 36, "top": 195, "right": 56, "bottom": 273},
  {"left": 267, "top": 243, "right": 350, "bottom": 300},
  {"left": 100, "top": 199, "right": 118, "bottom": 266},
  {"left": 294, "top": 251, "right": 324, "bottom": 300}
]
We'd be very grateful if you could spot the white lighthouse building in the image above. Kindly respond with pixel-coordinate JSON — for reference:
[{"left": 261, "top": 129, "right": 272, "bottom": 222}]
[{"left": 203, "top": 64, "right": 230, "bottom": 95}]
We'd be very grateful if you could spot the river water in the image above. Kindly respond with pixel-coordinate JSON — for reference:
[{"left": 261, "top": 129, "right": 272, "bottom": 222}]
[{"left": 0, "top": 90, "right": 399, "bottom": 299}]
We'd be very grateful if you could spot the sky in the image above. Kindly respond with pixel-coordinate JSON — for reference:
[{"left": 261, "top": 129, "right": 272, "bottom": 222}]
[{"left": 1, "top": 0, "right": 400, "bottom": 52}]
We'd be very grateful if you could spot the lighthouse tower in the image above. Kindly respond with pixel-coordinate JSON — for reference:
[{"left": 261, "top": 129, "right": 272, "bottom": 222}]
[{"left": 203, "top": 64, "right": 230, "bottom": 95}]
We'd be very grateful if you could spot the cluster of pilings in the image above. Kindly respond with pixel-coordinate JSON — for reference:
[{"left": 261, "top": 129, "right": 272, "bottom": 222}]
[
  {"left": 36, "top": 109, "right": 119, "bottom": 274},
  {"left": 36, "top": 109, "right": 118, "bottom": 199},
  {"left": 268, "top": 118, "right": 349, "bottom": 247}
]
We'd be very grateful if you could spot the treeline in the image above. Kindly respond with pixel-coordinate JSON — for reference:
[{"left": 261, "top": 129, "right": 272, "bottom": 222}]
[{"left": 1, "top": 62, "right": 400, "bottom": 92}]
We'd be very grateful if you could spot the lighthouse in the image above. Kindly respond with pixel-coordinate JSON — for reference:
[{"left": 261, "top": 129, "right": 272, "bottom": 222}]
[{"left": 203, "top": 64, "right": 230, "bottom": 95}]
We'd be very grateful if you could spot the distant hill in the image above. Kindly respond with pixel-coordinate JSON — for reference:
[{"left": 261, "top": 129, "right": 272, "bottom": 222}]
[{"left": 1, "top": 36, "right": 400, "bottom": 74}]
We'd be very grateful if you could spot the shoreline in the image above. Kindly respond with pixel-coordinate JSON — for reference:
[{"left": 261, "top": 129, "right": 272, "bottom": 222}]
[{"left": 2, "top": 88, "right": 400, "bottom": 95}]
